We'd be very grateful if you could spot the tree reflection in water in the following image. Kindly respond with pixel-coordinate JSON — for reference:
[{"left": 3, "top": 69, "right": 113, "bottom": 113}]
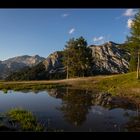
[
  {"left": 47, "top": 88, "right": 139, "bottom": 131},
  {"left": 58, "top": 88, "right": 93, "bottom": 126},
  {"left": 124, "top": 104, "right": 140, "bottom": 131}
]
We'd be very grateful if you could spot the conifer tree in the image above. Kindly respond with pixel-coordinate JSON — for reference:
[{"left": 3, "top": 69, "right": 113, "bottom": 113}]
[
  {"left": 63, "top": 36, "right": 93, "bottom": 78},
  {"left": 127, "top": 10, "right": 140, "bottom": 74}
]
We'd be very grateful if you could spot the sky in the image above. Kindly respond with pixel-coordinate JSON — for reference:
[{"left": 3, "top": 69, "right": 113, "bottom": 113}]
[{"left": 0, "top": 9, "right": 138, "bottom": 60}]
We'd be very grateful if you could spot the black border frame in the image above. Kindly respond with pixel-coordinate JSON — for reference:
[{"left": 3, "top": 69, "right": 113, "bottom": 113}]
[
  {"left": 0, "top": 0, "right": 139, "bottom": 8},
  {"left": 0, "top": 0, "right": 140, "bottom": 138}
]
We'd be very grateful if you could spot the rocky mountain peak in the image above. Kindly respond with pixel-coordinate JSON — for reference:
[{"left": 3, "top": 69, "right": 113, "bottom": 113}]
[
  {"left": 32, "top": 55, "right": 41, "bottom": 58},
  {"left": 43, "top": 51, "right": 63, "bottom": 71},
  {"left": 90, "top": 42, "right": 130, "bottom": 74},
  {"left": 41, "top": 42, "right": 130, "bottom": 76},
  {"left": 105, "top": 41, "right": 120, "bottom": 46},
  {"left": 0, "top": 55, "right": 45, "bottom": 79},
  {"left": 2, "top": 55, "right": 45, "bottom": 66}
]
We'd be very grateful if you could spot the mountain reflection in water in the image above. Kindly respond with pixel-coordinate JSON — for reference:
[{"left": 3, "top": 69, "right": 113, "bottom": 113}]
[{"left": 0, "top": 88, "right": 140, "bottom": 131}]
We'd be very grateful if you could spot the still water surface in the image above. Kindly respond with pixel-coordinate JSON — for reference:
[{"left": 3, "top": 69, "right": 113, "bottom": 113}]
[{"left": 0, "top": 89, "right": 139, "bottom": 132}]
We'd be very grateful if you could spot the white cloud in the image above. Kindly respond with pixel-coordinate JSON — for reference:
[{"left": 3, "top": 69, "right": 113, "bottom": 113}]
[
  {"left": 92, "top": 35, "right": 112, "bottom": 44},
  {"left": 68, "top": 28, "right": 75, "bottom": 34},
  {"left": 127, "top": 18, "right": 134, "bottom": 28},
  {"left": 93, "top": 36, "right": 104, "bottom": 42},
  {"left": 123, "top": 9, "right": 137, "bottom": 17},
  {"left": 62, "top": 13, "right": 69, "bottom": 18}
]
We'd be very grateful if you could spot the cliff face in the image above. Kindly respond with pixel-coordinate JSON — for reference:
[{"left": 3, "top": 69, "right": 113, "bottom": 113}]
[
  {"left": 42, "top": 42, "right": 130, "bottom": 75},
  {"left": 42, "top": 51, "right": 65, "bottom": 74},
  {"left": 90, "top": 41, "right": 130, "bottom": 74}
]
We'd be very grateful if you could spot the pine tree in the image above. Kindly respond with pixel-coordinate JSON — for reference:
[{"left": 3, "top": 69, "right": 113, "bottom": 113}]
[
  {"left": 63, "top": 36, "right": 93, "bottom": 78},
  {"left": 127, "top": 10, "right": 140, "bottom": 74}
]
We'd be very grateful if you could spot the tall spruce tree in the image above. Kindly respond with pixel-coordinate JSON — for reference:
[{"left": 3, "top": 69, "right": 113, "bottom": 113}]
[
  {"left": 63, "top": 36, "right": 93, "bottom": 78},
  {"left": 127, "top": 10, "right": 140, "bottom": 72}
]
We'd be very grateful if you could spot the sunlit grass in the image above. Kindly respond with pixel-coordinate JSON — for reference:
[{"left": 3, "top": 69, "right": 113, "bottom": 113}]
[
  {"left": 6, "top": 108, "right": 44, "bottom": 131},
  {"left": 0, "top": 82, "right": 68, "bottom": 91},
  {"left": 1, "top": 72, "right": 140, "bottom": 102}
]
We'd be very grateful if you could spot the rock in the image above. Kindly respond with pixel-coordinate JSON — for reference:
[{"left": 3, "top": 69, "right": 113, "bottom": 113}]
[
  {"left": 107, "top": 97, "right": 113, "bottom": 104},
  {"left": 96, "top": 92, "right": 111, "bottom": 100},
  {"left": 90, "top": 41, "right": 130, "bottom": 74},
  {"left": 42, "top": 51, "right": 65, "bottom": 74},
  {"left": 92, "top": 92, "right": 136, "bottom": 110}
]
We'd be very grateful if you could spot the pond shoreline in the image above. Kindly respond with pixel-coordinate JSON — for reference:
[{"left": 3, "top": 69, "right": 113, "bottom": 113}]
[{"left": 1, "top": 72, "right": 140, "bottom": 104}]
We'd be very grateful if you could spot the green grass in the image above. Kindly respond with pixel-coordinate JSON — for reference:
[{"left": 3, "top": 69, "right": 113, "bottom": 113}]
[
  {"left": 1, "top": 72, "right": 140, "bottom": 102},
  {"left": 6, "top": 108, "right": 44, "bottom": 131},
  {"left": 0, "top": 108, "right": 65, "bottom": 131},
  {"left": 0, "top": 82, "right": 68, "bottom": 91},
  {"left": 86, "top": 72, "right": 140, "bottom": 102},
  {"left": 94, "top": 72, "right": 140, "bottom": 92},
  {"left": 58, "top": 72, "right": 140, "bottom": 102}
]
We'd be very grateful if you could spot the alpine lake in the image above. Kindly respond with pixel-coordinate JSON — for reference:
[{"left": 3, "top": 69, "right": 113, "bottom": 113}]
[{"left": 0, "top": 87, "right": 140, "bottom": 132}]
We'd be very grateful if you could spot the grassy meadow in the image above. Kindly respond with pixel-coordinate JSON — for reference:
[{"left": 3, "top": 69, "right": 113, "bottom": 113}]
[{"left": 0, "top": 72, "right": 140, "bottom": 103}]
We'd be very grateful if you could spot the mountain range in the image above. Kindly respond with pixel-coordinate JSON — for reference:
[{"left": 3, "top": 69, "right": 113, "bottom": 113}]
[
  {"left": 0, "top": 41, "right": 130, "bottom": 80},
  {"left": 0, "top": 55, "right": 45, "bottom": 79}
]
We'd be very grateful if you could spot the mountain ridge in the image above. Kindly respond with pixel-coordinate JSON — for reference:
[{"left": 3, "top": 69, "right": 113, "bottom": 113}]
[
  {"left": 5, "top": 41, "right": 130, "bottom": 81},
  {"left": 0, "top": 55, "right": 45, "bottom": 79},
  {"left": 89, "top": 41, "right": 130, "bottom": 74}
]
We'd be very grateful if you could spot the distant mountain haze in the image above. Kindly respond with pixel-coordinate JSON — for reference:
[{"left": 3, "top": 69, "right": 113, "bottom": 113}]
[{"left": 0, "top": 55, "right": 45, "bottom": 79}]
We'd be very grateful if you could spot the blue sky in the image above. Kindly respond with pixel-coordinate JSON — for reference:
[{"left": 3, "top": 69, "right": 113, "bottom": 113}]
[{"left": 0, "top": 9, "right": 138, "bottom": 60}]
